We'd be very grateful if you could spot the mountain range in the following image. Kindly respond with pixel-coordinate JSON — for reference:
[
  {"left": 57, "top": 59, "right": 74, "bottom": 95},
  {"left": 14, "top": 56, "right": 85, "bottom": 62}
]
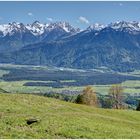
[{"left": 0, "top": 21, "right": 140, "bottom": 72}]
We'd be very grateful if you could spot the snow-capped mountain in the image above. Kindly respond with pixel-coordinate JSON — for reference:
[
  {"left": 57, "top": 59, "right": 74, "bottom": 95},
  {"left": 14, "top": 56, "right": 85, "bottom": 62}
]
[
  {"left": 0, "top": 21, "right": 80, "bottom": 52},
  {"left": 42, "top": 22, "right": 81, "bottom": 41},
  {"left": 109, "top": 21, "right": 140, "bottom": 33},
  {"left": 85, "top": 21, "right": 140, "bottom": 34},
  {"left": 0, "top": 21, "right": 79, "bottom": 37},
  {"left": 1, "top": 20, "right": 140, "bottom": 39},
  {"left": 0, "top": 22, "right": 28, "bottom": 37},
  {"left": 26, "top": 21, "right": 48, "bottom": 36},
  {"left": 1, "top": 20, "right": 140, "bottom": 72},
  {"left": 87, "top": 23, "right": 105, "bottom": 31},
  {"left": 46, "top": 22, "right": 80, "bottom": 33}
]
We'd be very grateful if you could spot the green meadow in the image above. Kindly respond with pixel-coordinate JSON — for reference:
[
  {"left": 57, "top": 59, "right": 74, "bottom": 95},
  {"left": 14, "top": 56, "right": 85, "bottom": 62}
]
[{"left": 0, "top": 93, "right": 140, "bottom": 139}]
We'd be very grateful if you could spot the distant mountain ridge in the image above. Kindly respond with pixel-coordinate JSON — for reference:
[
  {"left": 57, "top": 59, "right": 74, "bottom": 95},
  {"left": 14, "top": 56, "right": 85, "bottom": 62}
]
[
  {"left": 0, "top": 21, "right": 80, "bottom": 37},
  {"left": 1, "top": 20, "right": 140, "bottom": 72},
  {"left": 0, "top": 21, "right": 80, "bottom": 52}
]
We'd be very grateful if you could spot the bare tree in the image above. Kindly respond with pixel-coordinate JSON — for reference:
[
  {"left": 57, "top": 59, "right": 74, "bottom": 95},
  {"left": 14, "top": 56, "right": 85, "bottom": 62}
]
[{"left": 109, "top": 84, "right": 124, "bottom": 109}]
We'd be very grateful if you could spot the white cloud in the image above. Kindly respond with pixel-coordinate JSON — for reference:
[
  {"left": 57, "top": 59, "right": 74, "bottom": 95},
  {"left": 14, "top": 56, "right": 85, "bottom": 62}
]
[
  {"left": 119, "top": 3, "right": 123, "bottom": 6},
  {"left": 47, "top": 17, "right": 53, "bottom": 22},
  {"left": 28, "top": 12, "right": 33, "bottom": 16},
  {"left": 113, "top": 2, "right": 123, "bottom": 7},
  {"left": 78, "top": 16, "right": 89, "bottom": 24}
]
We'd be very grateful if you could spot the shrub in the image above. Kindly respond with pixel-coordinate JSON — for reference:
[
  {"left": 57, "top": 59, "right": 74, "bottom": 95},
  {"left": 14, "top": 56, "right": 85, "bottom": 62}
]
[{"left": 75, "top": 86, "right": 98, "bottom": 106}]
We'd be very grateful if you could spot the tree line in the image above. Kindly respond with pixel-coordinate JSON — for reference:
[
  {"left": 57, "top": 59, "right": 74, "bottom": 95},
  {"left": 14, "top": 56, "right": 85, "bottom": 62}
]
[{"left": 75, "top": 85, "right": 140, "bottom": 111}]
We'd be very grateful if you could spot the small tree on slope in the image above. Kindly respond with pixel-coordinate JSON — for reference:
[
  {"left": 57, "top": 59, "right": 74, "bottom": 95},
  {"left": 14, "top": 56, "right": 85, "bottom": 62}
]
[
  {"left": 109, "top": 84, "right": 124, "bottom": 109},
  {"left": 75, "top": 86, "right": 98, "bottom": 107}
]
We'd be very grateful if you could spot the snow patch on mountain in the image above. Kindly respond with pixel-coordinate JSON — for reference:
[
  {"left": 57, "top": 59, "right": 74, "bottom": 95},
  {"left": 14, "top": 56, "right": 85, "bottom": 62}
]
[
  {"left": 26, "top": 21, "right": 48, "bottom": 36},
  {"left": 46, "top": 22, "right": 80, "bottom": 33},
  {"left": 87, "top": 23, "right": 105, "bottom": 31},
  {"left": 110, "top": 21, "right": 140, "bottom": 33},
  {"left": 0, "top": 22, "right": 27, "bottom": 36}
]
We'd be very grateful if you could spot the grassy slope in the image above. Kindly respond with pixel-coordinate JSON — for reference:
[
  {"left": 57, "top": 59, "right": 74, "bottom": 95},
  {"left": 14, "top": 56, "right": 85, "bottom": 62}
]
[
  {"left": 0, "top": 94, "right": 140, "bottom": 139},
  {"left": 0, "top": 88, "right": 7, "bottom": 93}
]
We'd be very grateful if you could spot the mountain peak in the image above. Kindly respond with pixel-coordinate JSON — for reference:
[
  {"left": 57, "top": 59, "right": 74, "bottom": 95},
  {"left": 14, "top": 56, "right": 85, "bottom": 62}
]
[
  {"left": 31, "top": 21, "right": 45, "bottom": 27},
  {"left": 32, "top": 20, "right": 40, "bottom": 24},
  {"left": 26, "top": 21, "right": 47, "bottom": 36},
  {"left": 47, "top": 21, "right": 80, "bottom": 33},
  {"left": 87, "top": 23, "right": 105, "bottom": 31},
  {"left": 109, "top": 21, "right": 140, "bottom": 32},
  {"left": 0, "top": 22, "right": 27, "bottom": 36}
]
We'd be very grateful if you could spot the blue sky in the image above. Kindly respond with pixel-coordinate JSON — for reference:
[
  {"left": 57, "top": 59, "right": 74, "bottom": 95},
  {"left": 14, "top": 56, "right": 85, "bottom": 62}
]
[{"left": 0, "top": 1, "right": 140, "bottom": 29}]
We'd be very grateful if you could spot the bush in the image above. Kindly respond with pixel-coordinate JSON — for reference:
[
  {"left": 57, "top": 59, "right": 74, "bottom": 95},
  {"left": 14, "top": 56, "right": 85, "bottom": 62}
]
[
  {"left": 99, "top": 96, "right": 113, "bottom": 108},
  {"left": 75, "top": 86, "right": 98, "bottom": 106}
]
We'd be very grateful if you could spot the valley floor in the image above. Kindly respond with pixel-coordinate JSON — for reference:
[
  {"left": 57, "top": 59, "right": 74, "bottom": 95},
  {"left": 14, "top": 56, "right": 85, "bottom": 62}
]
[{"left": 0, "top": 93, "right": 140, "bottom": 139}]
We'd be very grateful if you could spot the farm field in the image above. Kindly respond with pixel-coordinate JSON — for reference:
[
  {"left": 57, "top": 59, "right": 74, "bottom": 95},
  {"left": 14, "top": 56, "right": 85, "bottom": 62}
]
[
  {"left": 1, "top": 80, "right": 140, "bottom": 96},
  {"left": 0, "top": 64, "right": 140, "bottom": 96}
]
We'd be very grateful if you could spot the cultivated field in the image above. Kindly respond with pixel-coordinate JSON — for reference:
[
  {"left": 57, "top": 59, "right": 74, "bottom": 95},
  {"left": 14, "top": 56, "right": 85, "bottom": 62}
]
[{"left": 0, "top": 64, "right": 140, "bottom": 96}]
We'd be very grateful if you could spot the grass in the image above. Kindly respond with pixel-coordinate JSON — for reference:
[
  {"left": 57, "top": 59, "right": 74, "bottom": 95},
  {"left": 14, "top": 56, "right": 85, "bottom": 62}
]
[
  {"left": 0, "top": 93, "right": 140, "bottom": 139},
  {"left": 0, "top": 88, "right": 8, "bottom": 93}
]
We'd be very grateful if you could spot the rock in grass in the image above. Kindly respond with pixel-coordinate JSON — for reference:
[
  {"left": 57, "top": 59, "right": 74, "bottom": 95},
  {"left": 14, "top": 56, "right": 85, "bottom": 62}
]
[{"left": 26, "top": 118, "right": 39, "bottom": 125}]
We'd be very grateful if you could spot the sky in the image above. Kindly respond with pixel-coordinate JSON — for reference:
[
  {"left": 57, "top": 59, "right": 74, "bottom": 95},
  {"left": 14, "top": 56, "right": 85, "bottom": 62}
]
[{"left": 0, "top": 1, "right": 140, "bottom": 29}]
